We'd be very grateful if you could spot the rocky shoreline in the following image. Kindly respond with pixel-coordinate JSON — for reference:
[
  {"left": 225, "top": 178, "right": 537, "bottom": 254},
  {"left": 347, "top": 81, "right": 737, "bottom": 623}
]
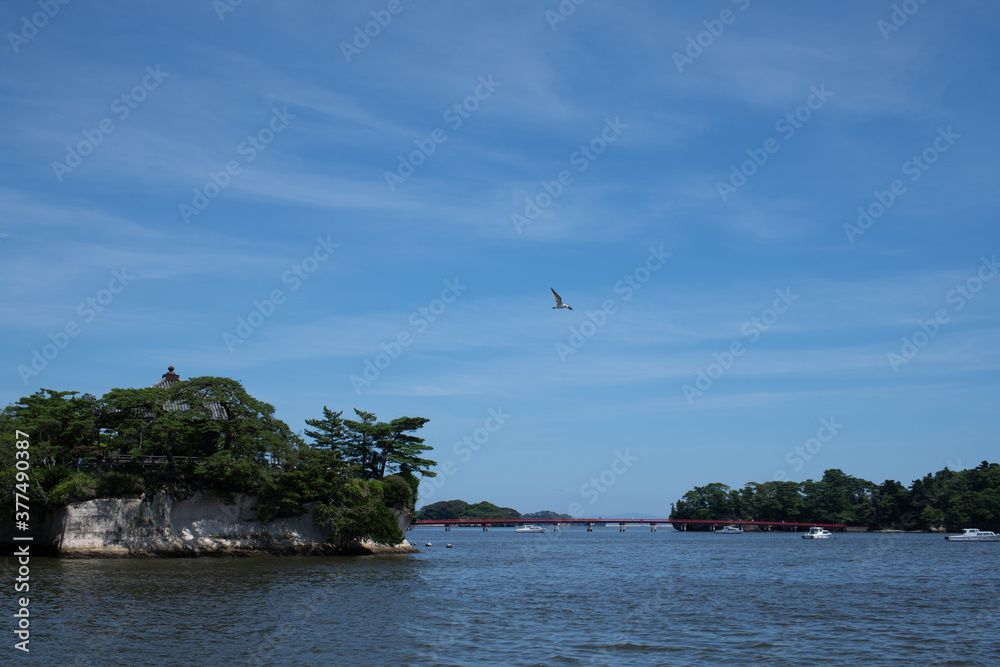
[{"left": 2, "top": 491, "right": 417, "bottom": 557}]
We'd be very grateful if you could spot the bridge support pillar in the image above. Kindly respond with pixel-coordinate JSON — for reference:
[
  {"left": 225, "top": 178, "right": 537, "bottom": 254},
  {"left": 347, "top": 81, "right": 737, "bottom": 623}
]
[
  {"left": 587, "top": 523, "right": 593, "bottom": 532},
  {"left": 619, "top": 523, "right": 625, "bottom": 532},
  {"left": 483, "top": 524, "right": 488, "bottom": 531},
  {"left": 651, "top": 524, "right": 656, "bottom": 532},
  {"left": 445, "top": 525, "right": 450, "bottom": 531}
]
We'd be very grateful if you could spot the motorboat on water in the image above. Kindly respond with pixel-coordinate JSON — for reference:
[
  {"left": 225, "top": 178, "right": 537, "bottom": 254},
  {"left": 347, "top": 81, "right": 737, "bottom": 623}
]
[
  {"left": 946, "top": 528, "right": 999, "bottom": 542},
  {"left": 715, "top": 525, "right": 744, "bottom": 534},
  {"left": 802, "top": 526, "right": 832, "bottom": 539},
  {"left": 514, "top": 524, "right": 545, "bottom": 533}
]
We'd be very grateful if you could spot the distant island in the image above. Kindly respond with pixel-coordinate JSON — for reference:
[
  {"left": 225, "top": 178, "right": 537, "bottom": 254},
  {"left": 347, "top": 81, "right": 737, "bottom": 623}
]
[
  {"left": 670, "top": 463, "right": 1000, "bottom": 532},
  {"left": 416, "top": 499, "right": 570, "bottom": 522}
]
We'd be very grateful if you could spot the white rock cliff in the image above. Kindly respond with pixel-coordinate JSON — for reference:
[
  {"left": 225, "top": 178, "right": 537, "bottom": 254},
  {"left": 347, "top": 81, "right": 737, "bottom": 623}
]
[{"left": 22, "top": 492, "right": 416, "bottom": 557}]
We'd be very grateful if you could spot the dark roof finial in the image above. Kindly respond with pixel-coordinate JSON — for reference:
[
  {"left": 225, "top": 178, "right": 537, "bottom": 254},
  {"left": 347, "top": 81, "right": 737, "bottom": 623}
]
[{"left": 163, "top": 366, "right": 180, "bottom": 382}]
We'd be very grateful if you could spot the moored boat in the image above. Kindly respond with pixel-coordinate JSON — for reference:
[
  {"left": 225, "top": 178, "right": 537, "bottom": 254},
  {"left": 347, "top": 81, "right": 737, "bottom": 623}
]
[
  {"left": 514, "top": 524, "right": 545, "bottom": 533},
  {"left": 715, "top": 525, "right": 744, "bottom": 534},
  {"left": 945, "top": 528, "right": 999, "bottom": 542},
  {"left": 802, "top": 526, "right": 832, "bottom": 539}
]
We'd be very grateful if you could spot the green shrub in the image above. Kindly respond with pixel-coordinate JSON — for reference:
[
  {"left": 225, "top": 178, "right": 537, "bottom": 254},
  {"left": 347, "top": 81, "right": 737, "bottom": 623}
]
[
  {"left": 382, "top": 474, "right": 415, "bottom": 509},
  {"left": 314, "top": 479, "right": 403, "bottom": 546},
  {"left": 97, "top": 472, "right": 144, "bottom": 498},
  {"left": 50, "top": 472, "right": 99, "bottom": 504}
]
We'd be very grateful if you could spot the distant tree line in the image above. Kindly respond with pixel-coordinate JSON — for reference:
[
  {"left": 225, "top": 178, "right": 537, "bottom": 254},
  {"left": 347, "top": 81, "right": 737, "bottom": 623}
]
[
  {"left": 1, "top": 382, "right": 437, "bottom": 547},
  {"left": 669, "top": 464, "right": 1000, "bottom": 532},
  {"left": 415, "top": 500, "right": 571, "bottom": 522}
]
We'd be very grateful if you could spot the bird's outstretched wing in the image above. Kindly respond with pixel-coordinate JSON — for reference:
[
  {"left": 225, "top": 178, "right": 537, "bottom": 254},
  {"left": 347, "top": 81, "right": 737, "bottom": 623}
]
[{"left": 551, "top": 288, "right": 564, "bottom": 306}]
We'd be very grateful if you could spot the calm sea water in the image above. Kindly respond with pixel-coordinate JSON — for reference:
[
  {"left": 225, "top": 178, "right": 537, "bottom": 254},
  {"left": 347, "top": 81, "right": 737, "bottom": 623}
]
[{"left": 9, "top": 528, "right": 999, "bottom": 666}]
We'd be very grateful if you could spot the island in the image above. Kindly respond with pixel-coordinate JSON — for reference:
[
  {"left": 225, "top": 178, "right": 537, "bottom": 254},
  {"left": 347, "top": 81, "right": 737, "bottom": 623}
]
[
  {"left": 0, "top": 368, "right": 436, "bottom": 557},
  {"left": 416, "top": 499, "right": 571, "bottom": 525},
  {"left": 669, "top": 463, "right": 1000, "bottom": 532}
]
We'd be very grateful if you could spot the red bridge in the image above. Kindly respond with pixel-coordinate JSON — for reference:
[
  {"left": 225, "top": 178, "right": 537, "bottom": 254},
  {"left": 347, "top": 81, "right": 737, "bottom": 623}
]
[{"left": 410, "top": 518, "right": 850, "bottom": 532}]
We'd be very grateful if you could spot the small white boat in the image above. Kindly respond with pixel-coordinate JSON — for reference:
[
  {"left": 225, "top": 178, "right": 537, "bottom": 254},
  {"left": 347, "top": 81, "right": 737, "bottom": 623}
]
[
  {"left": 715, "top": 525, "right": 744, "bottom": 534},
  {"left": 802, "top": 527, "right": 832, "bottom": 539},
  {"left": 946, "top": 528, "right": 1000, "bottom": 542},
  {"left": 514, "top": 524, "right": 545, "bottom": 533}
]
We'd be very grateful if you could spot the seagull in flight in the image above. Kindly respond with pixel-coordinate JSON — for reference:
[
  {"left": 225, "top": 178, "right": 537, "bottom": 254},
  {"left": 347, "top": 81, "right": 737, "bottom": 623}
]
[{"left": 551, "top": 288, "right": 573, "bottom": 310}]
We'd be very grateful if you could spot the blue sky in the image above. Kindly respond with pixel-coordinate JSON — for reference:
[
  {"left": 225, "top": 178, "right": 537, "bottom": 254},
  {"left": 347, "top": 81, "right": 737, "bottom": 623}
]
[{"left": 2, "top": 1, "right": 998, "bottom": 517}]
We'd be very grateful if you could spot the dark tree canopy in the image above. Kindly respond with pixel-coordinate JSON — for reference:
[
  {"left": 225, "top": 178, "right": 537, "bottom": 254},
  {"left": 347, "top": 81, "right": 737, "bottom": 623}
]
[
  {"left": 670, "top": 463, "right": 1000, "bottom": 532},
  {"left": 415, "top": 500, "right": 531, "bottom": 521},
  {"left": 308, "top": 407, "right": 437, "bottom": 481},
  {"left": 10, "top": 389, "right": 99, "bottom": 464},
  {"left": 98, "top": 376, "right": 299, "bottom": 462}
]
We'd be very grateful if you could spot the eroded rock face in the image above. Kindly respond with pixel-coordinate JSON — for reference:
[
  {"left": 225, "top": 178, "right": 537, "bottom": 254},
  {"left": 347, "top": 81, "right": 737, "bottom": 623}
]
[
  {"left": 24, "top": 492, "right": 415, "bottom": 557},
  {"left": 58, "top": 493, "right": 179, "bottom": 557}
]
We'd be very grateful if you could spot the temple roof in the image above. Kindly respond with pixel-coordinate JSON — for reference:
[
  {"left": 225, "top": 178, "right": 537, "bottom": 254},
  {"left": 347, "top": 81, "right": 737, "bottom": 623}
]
[
  {"left": 150, "top": 366, "right": 226, "bottom": 419},
  {"left": 150, "top": 365, "right": 181, "bottom": 389}
]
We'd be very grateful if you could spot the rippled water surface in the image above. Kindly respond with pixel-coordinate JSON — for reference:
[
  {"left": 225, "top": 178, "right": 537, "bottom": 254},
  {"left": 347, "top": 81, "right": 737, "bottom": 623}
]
[{"left": 14, "top": 529, "right": 1000, "bottom": 665}]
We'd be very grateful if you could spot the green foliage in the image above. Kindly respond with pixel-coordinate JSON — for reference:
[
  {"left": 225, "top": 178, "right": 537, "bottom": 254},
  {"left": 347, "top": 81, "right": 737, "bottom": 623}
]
[
  {"left": 97, "top": 472, "right": 144, "bottom": 498},
  {"left": 395, "top": 470, "right": 420, "bottom": 508},
  {"left": 382, "top": 474, "right": 416, "bottom": 509},
  {"left": 670, "top": 463, "right": 1000, "bottom": 531},
  {"left": 314, "top": 479, "right": 404, "bottom": 546},
  {"left": 11, "top": 389, "right": 100, "bottom": 465},
  {"left": 463, "top": 501, "right": 520, "bottom": 520},
  {"left": 672, "top": 482, "right": 735, "bottom": 520},
  {"left": 303, "top": 407, "right": 348, "bottom": 451},
  {"left": 341, "top": 412, "right": 437, "bottom": 480},
  {"left": 415, "top": 499, "right": 520, "bottom": 521},
  {"left": 50, "top": 472, "right": 99, "bottom": 505},
  {"left": 304, "top": 406, "right": 437, "bottom": 481},
  {"left": 255, "top": 446, "right": 349, "bottom": 521},
  {"left": 521, "top": 510, "right": 572, "bottom": 520},
  {"left": 195, "top": 451, "right": 274, "bottom": 499},
  {"left": 99, "top": 386, "right": 180, "bottom": 456},
  {"left": 99, "top": 377, "right": 301, "bottom": 462},
  {"left": 416, "top": 499, "right": 469, "bottom": 520}
]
